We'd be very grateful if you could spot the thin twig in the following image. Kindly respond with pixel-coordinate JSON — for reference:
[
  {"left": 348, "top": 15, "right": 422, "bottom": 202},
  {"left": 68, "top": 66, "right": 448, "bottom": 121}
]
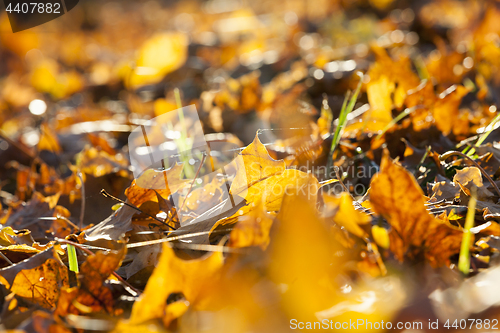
[
  {"left": 439, "top": 150, "right": 500, "bottom": 198},
  {"left": 0, "top": 251, "right": 14, "bottom": 265},
  {"left": 127, "top": 228, "right": 235, "bottom": 248},
  {"left": 414, "top": 145, "right": 431, "bottom": 178},
  {"left": 334, "top": 166, "right": 350, "bottom": 193},
  {"left": 0, "top": 130, "right": 35, "bottom": 160},
  {"left": 39, "top": 216, "right": 80, "bottom": 231}
]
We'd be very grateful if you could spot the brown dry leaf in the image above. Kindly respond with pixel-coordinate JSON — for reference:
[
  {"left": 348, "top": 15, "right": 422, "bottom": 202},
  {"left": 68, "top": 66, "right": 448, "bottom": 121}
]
[
  {"left": 80, "top": 246, "right": 126, "bottom": 292},
  {"left": 453, "top": 167, "right": 494, "bottom": 200},
  {"left": 0, "top": 244, "right": 42, "bottom": 267},
  {"left": 476, "top": 149, "right": 500, "bottom": 178},
  {"left": 9, "top": 258, "right": 68, "bottom": 308},
  {"left": 0, "top": 247, "right": 68, "bottom": 308},
  {"left": 129, "top": 243, "right": 224, "bottom": 326},
  {"left": 125, "top": 163, "right": 189, "bottom": 208},
  {"left": 429, "top": 178, "right": 460, "bottom": 202},
  {"left": 4, "top": 192, "right": 75, "bottom": 240},
  {"left": 84, "top": 205, "right": 136, "bottom": 241},
  {"left": 369, "top": 152, "right": 464, "bottom": 266},
  {"left": 87, "top": 133, "right": 116, "bottom": 156}
]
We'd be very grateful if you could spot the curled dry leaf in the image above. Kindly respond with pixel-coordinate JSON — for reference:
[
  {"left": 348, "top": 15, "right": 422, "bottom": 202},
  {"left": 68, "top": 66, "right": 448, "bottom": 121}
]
[
  {"left": 453, "top": 166, "right": 494, "bottom": 200},
  {"left": 369, "top": 152, "right": 464, "bottom": 266},
  {"left": 4, "top": 192, "right": 75, "bottom": 241}
]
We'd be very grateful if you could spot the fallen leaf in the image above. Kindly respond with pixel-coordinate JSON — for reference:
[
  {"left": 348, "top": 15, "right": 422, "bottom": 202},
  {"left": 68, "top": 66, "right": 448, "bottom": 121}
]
[
  {"left": 453, "top": 166, "right": 494, "bottom": 200},
  {"left": 0, "top": 247, "right": 68, "bottom": 308},
  {"left": 4, "top": 192, "right": 75, "bottom": 241},
  {"left": 369, "top": 152, "right": 464, "bottom": 266}
]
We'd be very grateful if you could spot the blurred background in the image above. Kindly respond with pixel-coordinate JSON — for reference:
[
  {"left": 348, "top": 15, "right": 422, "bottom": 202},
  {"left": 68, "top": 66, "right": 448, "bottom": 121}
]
[{"left": 2, "top": 0, "right": 500, "bottom": 331}]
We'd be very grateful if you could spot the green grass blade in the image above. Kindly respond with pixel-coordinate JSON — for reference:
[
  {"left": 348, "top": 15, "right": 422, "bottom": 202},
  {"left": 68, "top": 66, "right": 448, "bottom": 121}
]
[
  {"left": 374, "top": 107, "right": 414, "bottom": 141},
  {"left": 67, "top": 244, "right": 79, "bottom": 273},
  {"left": 458, "top": 187, "right": 477, "bottom": 275},
  {"left": 174, "top": 88, "right": 195, "bottom": 178},
  {"left": 326, "top": 72, "right": 364, "bottom": 178},
  {"left": 466, "top": 112, "right": 500, "bottom": 156}
]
